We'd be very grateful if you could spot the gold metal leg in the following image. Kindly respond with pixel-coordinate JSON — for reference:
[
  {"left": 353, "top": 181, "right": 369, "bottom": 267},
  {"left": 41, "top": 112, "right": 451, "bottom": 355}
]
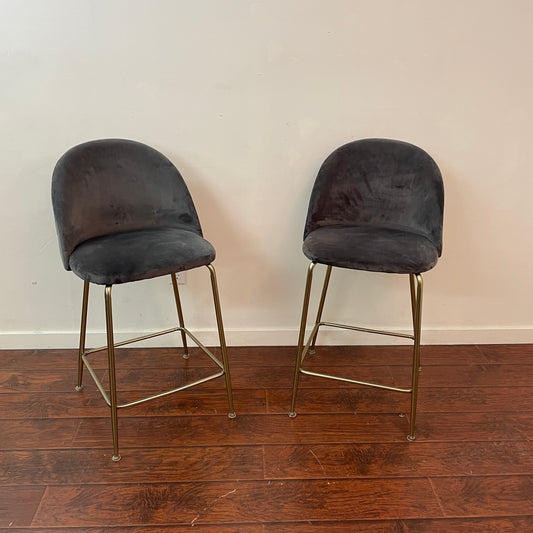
[
  {"left": 206, "top": 264, "right": 236, "bottom": 419},
  {"left": 171, "top": 273, "right": 189, "bottom": 359},
  {"left": 289, "top": 261, "right": 316, "bottom": 417},
  {"left": 409, "top": 274, "right": 416, "bottom": 326},
  {"left": 309, "top": 265, "right": 332, "bottom": 353},
  {"left": 407, "top": 273, "right": 423, "bottom": 442},
  {"left": 410, "top": 274, "right": 422, "bottom": 367},
  {"left": 76, "top": 281, "right": 90, "bottom": 392},
  {"left": 104, "top": 285, "right": 121, "bottom": 462}
]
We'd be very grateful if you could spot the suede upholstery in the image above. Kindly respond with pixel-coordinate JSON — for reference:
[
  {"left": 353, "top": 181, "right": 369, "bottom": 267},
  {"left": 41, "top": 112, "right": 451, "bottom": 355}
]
[
  {"left": 303, "top": 138, "right": 444, "bottom": 274},
  {"left": 52, "top": 139, "right": 214, "bottom": 285}
]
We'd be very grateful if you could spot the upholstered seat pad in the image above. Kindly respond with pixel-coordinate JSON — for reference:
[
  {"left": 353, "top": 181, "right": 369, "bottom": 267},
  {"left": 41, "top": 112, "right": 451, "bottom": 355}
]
[
  {"left": 303, "top": 225, "right": 439, "bottom": 274},
  {"left": 69, "top": 227, "right": 215, "bottom": 285}
]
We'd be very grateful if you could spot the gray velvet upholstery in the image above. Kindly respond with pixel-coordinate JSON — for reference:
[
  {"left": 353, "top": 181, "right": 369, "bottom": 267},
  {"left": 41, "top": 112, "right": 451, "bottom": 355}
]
[
  {"left": 303, "top": 138, "right": 444, "bottom": 274},
  {"left": 52, "top": 139, "right": 214, "bottom": 285}
]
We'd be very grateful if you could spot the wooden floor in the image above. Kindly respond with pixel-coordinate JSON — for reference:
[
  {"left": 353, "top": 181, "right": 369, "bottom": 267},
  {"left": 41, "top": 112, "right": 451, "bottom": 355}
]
[{"left": 1, "top": 343, "right": 533, "bottom": 531}]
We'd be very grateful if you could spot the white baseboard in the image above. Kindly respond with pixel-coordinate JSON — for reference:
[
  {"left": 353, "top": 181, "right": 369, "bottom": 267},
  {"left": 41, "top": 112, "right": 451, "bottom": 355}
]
[{"left": 1, "top": 327, "right": 532, "bottom": 349}]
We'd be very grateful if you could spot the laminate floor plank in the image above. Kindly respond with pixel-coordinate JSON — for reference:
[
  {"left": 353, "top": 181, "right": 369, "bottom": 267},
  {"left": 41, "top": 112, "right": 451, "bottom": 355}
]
[
  {"left": 0, "top": 349, "right": 80, "bottom": 370},
  {"left": 0, "top": 446, "right": 264, "bottom": 485},
  {"left": 267, "top": 386, "right": 533, "bottom": 414},
  {"left": 81, "top": 412, "right": 533, "bottom": 447},
  {"left": 263, "top": 516, "right": 533, "bottom": 532},
  {"left": 0, "top": 389, "right": 266, "bottom": 419},
  {"left": 391, "top": 364, "right": 533, "bottom": 388},
  {"left": 0, "top": 419, "right": 80, "bottom": 449},
  {"left": 263, "top": 442, "right": 533, "bottom": 479},
  {"left": 431, "top": 475, "right": 533, "bottom": 516},
  {"left": 0, "top": 486, "right": 46, "bottom": 528},
  {"left": 7, "top": 519, "right": 533, "bottom": 533},
  {"left": 0, "top": 369, "right": 106, "bottom": 393},
  {"left": 2, "top": 411, "right": 528, "bottom": 451},
  {"left": 71, "top": 413, "right": 409, "bottom": 449},
  {"left": 5, "top": 385, "right": 530, "bottom": 420},
  {"left": 32, "top": 479, "right": 442, "bottom": 527},
  {"left": 414, "top": 412, "right": 532, "bottom": 442},
  {"left": 7, "top": 523, "right": 264, "bottom": 533},
  {"left": 478, "top": 343, "right": 533, "bottom": 363}
]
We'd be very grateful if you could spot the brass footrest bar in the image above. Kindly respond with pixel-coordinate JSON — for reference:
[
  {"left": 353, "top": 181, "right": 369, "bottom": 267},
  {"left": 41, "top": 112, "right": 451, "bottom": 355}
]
[
  {"left": 80, "top": 325, "right": 227, "bottom": 409},
  {"left": 84, "top": 326, "right": 180, "bottom": 356},
  {"left": 300, "top": 368, "right": 411, "bottom": 393},
  {"left": 319, "top": 321, "right": 415, "bottom": 340},
  {"left": 299, "top": 321, "right": 413, "bottom": 394}
]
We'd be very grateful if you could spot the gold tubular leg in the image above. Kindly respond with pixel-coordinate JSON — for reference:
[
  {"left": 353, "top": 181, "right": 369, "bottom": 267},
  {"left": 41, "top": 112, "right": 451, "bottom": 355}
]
[
  {"left": 309, "top": 265, "right": 332, "bottom": 354},
  {"left": 289, "top": 261, "right": 316, "bottom": 417},
  {"left": 206, "top": 264, "right": 236, "bottom": 419},
  {"left": 410, "top": 274, "right": 422, "bottom": 373},
  {"left": 409, "top": 274, "right": 416, "bottom": 326},
  {"left": 104, "top": 285, "right": 121, "bottom": 462},
  {"left": 407, "top": 273, "right": 423, "bottom": 442},
  {"left": 171, "top": 273, "right": 189, "bottom": 359},
  {"left": 76, "top": 281, "right": 90, "bottom": 392}
]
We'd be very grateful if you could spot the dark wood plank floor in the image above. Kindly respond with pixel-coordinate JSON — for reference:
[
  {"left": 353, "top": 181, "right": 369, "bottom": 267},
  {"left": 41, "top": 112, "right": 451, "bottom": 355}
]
[{"left": 1, "top": 344, "right": 533, "bottom": 531}]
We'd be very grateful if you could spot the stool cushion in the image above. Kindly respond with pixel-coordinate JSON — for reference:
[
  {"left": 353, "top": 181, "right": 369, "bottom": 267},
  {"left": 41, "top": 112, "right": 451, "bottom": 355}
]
[
  {"left": 303, "top": 225, "right": 439, "bottom": 274},
  {"left": 69, "top": 227, "right": 215, "bottom": 285}
]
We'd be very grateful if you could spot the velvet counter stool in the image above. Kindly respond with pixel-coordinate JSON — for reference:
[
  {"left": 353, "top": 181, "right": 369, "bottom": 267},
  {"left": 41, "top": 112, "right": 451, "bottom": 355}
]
[
  {"left": 289, "top": 138, "right": 444, "bottom": 441},
  {"left": 51, "top": 138, "right": 235, "bottom": 461}
]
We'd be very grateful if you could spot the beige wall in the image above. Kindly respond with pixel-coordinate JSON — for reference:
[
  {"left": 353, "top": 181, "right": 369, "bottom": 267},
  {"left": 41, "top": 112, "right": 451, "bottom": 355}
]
[{"left": 2, "top": 0, "right": 532, "bottom": 348}]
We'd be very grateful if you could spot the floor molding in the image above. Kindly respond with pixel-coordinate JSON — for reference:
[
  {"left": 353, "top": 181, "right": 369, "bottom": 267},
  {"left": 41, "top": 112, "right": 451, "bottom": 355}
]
[{"left": 1, "top": 327, "right": 532, "bottom": 349}]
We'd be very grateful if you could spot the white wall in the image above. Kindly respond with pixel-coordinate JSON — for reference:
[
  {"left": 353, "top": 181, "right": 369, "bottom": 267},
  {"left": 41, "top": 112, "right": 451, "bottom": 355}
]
[{"left": 1, "top": 0, "right": 532, "bottom": 348}]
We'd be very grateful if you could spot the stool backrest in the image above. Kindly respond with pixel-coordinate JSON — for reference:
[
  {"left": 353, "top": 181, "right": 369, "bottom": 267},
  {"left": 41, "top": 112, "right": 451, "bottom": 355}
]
[
  {"left": 304, "top": 138, "right": 444, "bottom": 255},
  {"left": 52, "top": 138, "right": 202, "bottom": 270}
]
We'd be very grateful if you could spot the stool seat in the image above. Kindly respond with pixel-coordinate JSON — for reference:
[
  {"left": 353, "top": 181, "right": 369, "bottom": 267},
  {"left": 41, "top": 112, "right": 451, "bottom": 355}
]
[
  {"left": 70, "top": 227, "right": 215, "bottom": 285},
  {"left": 303, "top": 225, "right": 439, "bottom": 274}
]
